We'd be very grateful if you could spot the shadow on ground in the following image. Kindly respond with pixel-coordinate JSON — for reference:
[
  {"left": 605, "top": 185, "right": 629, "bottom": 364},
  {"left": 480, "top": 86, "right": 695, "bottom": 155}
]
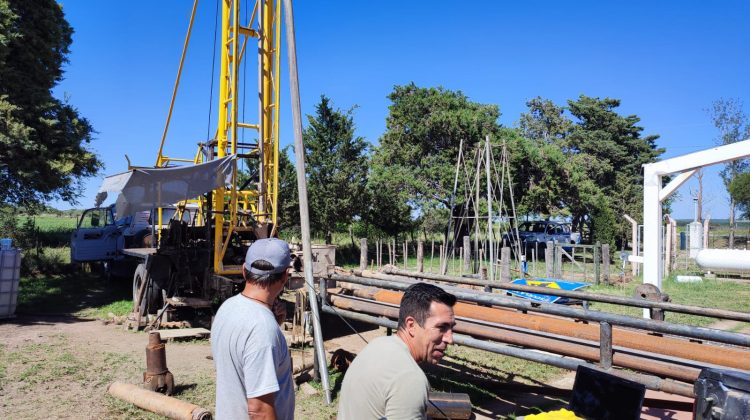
[
  {"left": 15, "top": 269, "right": 132, "bottom": 316},
  {"left": 424, "top": 357, "right": 568, "bottom": 418}
]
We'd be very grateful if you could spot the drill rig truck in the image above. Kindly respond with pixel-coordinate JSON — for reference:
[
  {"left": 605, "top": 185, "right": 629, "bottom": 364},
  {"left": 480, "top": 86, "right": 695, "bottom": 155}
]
[{"left": 71, "top": 0, "right": 332, "bottom": 326}]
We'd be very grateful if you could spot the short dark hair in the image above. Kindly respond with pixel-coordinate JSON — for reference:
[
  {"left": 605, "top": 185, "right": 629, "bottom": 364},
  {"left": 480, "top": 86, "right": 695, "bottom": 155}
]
[
  {"left": 397, "top": 283, "right": 456, "bottom": 330},
  {"left": 244, "top": 259, "right": 286, "bottom": 286}
]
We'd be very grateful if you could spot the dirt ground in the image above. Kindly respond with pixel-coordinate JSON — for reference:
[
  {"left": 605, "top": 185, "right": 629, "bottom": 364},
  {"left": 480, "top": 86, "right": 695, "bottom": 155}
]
[
  {"left": 0, "top": 310, "right": 703, "bottom": 420},
  {"left": 0, "top": 310, "right": 570, "bottom": 419}
]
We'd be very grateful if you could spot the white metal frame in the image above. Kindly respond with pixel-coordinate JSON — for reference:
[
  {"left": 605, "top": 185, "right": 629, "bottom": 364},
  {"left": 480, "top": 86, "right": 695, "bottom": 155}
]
[{"left": 642, "top": 139, "right": 750, "bottom": 298}]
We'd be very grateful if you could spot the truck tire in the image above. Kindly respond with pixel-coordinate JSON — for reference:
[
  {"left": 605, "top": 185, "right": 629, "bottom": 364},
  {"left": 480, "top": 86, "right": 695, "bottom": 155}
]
[
  {"left": 133, "top": 263, "right": 162, "bottom": 315},
  {"left": 133, "top": 230, "right": 153, "bottom": 248}
]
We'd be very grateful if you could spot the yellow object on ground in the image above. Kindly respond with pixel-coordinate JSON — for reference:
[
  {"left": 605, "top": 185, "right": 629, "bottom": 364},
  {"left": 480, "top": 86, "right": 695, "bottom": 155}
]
[{"left": 524, "top": 408, "right": 583, "bottom": 419}]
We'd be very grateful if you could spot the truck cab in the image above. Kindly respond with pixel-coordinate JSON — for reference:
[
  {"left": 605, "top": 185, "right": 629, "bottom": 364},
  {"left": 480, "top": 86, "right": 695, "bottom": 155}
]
[
  {"left": 70, "top": 206, "right": 121, "bottom": 262},
  {"left": 70, "top": 206, "right": 151, "bottom": 263}
]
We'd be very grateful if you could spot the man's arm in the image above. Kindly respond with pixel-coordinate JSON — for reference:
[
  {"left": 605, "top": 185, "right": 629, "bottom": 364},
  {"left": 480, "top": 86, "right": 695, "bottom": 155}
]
[{"left": 247, "top": 392, "right": 276, "bottom": 420}]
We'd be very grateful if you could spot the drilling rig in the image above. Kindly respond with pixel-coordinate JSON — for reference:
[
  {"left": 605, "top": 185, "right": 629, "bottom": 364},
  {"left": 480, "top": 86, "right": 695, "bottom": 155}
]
[{"left": 72, "top": 0, "right": 303, "bottom": 323}]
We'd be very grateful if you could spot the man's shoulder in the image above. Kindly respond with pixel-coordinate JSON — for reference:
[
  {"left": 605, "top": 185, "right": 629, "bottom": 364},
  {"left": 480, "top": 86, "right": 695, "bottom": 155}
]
[
  {"left": 365, "top": 335, "right": 408, "bottom": 354},
  {"left": 212, "top": 295, "right": 277, "bottom": 333},
  {"left": 354, "top": 335, "right": 416, "bottom": 370}
]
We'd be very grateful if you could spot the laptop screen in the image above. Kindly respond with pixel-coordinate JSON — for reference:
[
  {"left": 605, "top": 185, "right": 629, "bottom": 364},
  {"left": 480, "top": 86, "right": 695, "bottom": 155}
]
[{"left": 569, "top": 365, "right": 646, "bottom": 420}]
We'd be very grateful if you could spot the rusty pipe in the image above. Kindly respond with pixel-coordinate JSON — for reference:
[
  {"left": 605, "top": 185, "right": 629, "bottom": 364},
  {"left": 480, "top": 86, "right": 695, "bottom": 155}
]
[
  {"left": 293, "top": 362, "right": 315, "bottom": 375},
  {"left": 374, "top": 267, "right": 750, "bottom": 323},
  {"left": 333, "top": 274, "right": 750, "bottom": 348},
  {"left": 107, "top": 382, "right": 211, "bottom": 420},
  {"left": 144, "top": 331, "right": 174, "bottom": 395},
  {"left": 329, "top": 294, "right": 702, "bottom": 382},
  {"left": 336, "top": 282, "right": 750, "bottom": 371},
  {"left": 427, "top": 392, "right": 472, "bottom": 420},
  {"left": 321, "top": 305, "right": 695, "bottom": 397}
]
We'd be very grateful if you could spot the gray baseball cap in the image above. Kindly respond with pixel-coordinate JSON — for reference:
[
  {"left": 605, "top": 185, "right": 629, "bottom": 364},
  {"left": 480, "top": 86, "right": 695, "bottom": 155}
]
[{"left": 244, "top": 238, "right": 292, "bottom": 275}]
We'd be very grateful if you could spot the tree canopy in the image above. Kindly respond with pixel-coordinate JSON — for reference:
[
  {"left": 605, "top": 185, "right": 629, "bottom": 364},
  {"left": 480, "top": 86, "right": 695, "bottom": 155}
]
[
  {"left": 275, "top": 146, "right": 299, "bottom": 236},
  {"left": 517, "top": 95, "right": 663, "bottom": 246},
  {"left": 372, "top": 83, "right": 500, "bottom": 212},
  {"left": 729, "top": 172, "right": 750, "bottom": 219},
  {"left": 304, "top": 96, "right": 369, "bottom": 243},
  {"left": 0, "top": 0, "right": 101, "bottom": 208},
  {"left": 707, "top": 98, "right": 750, "bottom": 246}
]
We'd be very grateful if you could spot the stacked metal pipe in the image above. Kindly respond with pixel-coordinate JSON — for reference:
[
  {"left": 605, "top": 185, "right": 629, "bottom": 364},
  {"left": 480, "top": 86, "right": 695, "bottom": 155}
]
[{"left": 324, "top": 268, "right": 750, "bottom": 398}]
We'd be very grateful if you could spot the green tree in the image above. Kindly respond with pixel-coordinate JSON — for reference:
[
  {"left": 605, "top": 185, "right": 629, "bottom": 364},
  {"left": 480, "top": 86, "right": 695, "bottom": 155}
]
[
  {"left": 707, "top": 98, "right": 750, "bottom": 248},
  {"left": 0, "top": 0, "right": 101, "bottom": 208},
  {"left": 729, "top": 172, "right": 750, "bottom": 219},
  {"left": 564, "top": 96, "right": 662, "bottom": 245},
  {"left": 516, "top": 96, "right": 662, "bottom": 246},
  {"left": 276, "top": 146, "right": 299, "bottom": 237},
  {"left": 518, "top": 97, "right": 571, "bottom": 145},
  {"left": 372, "top": 83, "right": 500, "bottom": 233},
  {"left": 304, "top": 96, "right": 369, "bottom": 244}
]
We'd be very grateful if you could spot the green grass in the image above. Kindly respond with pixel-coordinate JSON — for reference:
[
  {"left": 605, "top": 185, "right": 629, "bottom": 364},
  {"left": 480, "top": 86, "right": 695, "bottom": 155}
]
[
  {"left": 586, "top": 272, "right": 750, "bottom": 327},
  {"left": 19, "top": 214, "right": 78, "bottom": 230},
  {"left": 16, "top": 214, "right": 78, "bottom": 248}
]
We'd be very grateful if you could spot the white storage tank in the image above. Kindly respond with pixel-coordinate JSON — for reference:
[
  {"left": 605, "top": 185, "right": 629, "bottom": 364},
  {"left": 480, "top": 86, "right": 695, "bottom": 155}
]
[
  {"left": 0, "top": 240, "right": 21, "bottom": 319},
  {"left": 695, "top": 249, "right": 750, "bottom": 274}
]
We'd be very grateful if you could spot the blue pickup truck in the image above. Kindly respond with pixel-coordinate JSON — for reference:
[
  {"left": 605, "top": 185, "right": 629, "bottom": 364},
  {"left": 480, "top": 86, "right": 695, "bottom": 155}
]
[{"left": 505, "top": 221, "right": 581, "bottom": 256}]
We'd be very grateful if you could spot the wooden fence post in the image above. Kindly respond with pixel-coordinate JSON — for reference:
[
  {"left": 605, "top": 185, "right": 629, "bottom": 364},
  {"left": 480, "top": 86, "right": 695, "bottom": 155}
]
[
  {"left": 594, "top": 241, "right": 601, "bottom": 284},
  {"left": 359, "top": 238, "right": 367, "bottom": 271},
  {"left": 417, "top": 241, "right": 424, "bottom": 272},
  {"left": 404, "top": 240, "right": 409, "bottom": 270},
  {"left": 430, "top": 240, "right": 435, "bottom": 273},
  {"left": 545, "top": 243, "right": 553, "bottom": 277},
  {"left": 554, "top": 242, "right": 562, "bottom": 278},
  {"left": 601, "top": 243, "right": 610, "bottom": 285},
  {"left": 439, "top": 245, "right": 446, "bottom": 274},
  {"left": 463, "top": 236, "right": 471, "bottom": 273},
  {"left": 500, "top": 246, "right": 511, "bottom": 282}
]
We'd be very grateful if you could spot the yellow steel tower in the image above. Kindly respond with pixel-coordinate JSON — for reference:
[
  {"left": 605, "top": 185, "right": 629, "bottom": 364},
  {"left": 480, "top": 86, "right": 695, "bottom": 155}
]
[{"left": 154, "top": 0, "right": 281, "bottom": 276}]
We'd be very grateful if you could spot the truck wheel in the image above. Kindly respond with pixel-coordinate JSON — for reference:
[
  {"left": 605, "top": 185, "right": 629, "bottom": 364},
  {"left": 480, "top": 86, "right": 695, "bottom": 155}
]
[
  {"left": 133, "top": 264, "right": 162, "bottom": 315},
  {"left": 134, "top": 230, "right": 153, "bottom": 248}
]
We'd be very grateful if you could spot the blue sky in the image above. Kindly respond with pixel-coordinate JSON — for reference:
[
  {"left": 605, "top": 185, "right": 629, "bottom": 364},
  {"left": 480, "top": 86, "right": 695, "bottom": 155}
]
[{"left": 52, "top": 1, "right": 750, "bottom": 220}]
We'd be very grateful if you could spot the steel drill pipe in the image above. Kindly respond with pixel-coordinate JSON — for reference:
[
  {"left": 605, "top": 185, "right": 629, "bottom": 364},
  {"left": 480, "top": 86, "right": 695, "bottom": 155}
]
[
  {"left": 107, "top": 382, "right": 211, "bottom": 420},
  {"left": 426, "top": 392, "right": 472, "bottom": 420},
  {"left": 331, "top": 275, "right": 750, "bottom": 371},
  {"left": 331, "top": 273, "right": 750, "bottom": 348},
  {"left": 329, "top": 294, "right": 702, "bottom": 382},
  {"left": 370, "top": 267, "right": 750, "bottom": 323},
  {"left": 320, "top": 306, "right": 695, "bottom": 397},
  {"left": 335, "top": 292, "right": 714, "bottom": 370}
]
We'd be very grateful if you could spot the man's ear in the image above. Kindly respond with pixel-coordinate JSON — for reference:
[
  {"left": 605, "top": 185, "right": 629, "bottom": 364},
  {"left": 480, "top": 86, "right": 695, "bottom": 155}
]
[{"left": 404, "top": 316, "right": 418, "bottom": 337}]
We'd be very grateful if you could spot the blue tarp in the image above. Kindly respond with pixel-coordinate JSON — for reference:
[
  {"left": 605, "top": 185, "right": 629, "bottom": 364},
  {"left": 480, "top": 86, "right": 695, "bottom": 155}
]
[{"left": 507, "top": 278, "right": 591, "bottom": 303}]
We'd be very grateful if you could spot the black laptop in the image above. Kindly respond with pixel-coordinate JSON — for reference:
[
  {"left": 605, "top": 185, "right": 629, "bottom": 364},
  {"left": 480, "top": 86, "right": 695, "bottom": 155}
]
[{"left": 568, "top": 365, "right": 646, "bottom": 420}]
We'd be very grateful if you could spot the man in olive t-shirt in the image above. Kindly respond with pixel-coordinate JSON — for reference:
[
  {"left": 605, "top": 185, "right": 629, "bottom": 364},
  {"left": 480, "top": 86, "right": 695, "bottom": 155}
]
[{"left": 337, "top": 283, "right": 457, "bottom": 419}]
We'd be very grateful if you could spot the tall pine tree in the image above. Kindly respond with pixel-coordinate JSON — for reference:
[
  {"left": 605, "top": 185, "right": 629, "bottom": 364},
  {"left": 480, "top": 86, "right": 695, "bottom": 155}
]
[{"left": 304, "top": 96, "right": 369, "bottom": 243}]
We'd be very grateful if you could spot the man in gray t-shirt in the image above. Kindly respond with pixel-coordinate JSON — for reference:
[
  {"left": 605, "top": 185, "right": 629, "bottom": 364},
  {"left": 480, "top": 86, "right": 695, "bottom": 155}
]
[
  {"left": 338, "top": 283, "right": 457, "bottom": 419},
  {"left": 211, "top": 238, "right": 294, "bottom": 419}
]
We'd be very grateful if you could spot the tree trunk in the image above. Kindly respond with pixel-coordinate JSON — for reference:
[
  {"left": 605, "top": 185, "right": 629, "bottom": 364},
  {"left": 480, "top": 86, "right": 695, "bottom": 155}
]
[
  {"left": 326, "top": 231, "right": 332, "bottom": 245},
  {"left": 349, "top": 224, "right": 355, "bottom": 247}
]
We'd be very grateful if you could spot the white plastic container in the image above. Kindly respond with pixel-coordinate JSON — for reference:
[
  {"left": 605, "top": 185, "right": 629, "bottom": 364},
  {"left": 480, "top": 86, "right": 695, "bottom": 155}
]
[{"left": 0, "top": 248, "right": 21, "bottom": 319}]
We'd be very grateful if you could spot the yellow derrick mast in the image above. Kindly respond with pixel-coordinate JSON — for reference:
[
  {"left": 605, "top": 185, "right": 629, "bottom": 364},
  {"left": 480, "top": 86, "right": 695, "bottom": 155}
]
[{"left": 153, "top": 0, "right": 282, "bottom": 276}]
